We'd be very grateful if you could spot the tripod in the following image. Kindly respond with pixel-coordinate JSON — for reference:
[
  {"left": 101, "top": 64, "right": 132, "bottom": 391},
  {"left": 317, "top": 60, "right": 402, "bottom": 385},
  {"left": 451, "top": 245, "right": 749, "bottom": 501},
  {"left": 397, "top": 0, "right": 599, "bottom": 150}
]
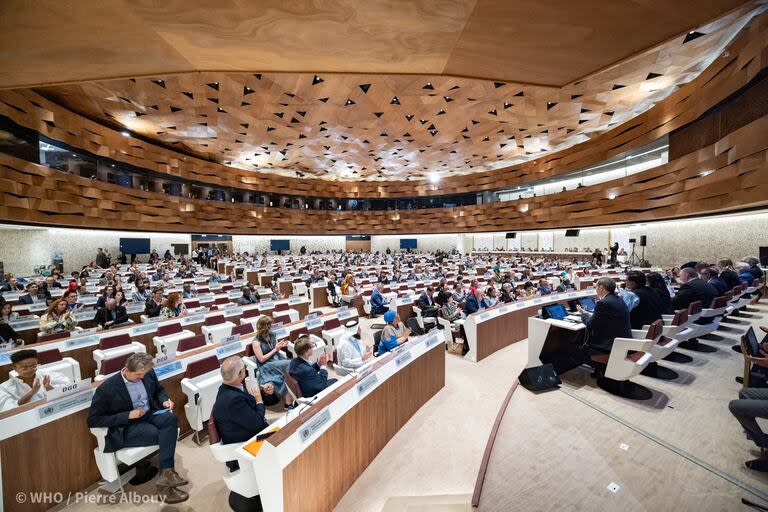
[{"left": 627, "top": 242, "right": 641, "bottom": 266}]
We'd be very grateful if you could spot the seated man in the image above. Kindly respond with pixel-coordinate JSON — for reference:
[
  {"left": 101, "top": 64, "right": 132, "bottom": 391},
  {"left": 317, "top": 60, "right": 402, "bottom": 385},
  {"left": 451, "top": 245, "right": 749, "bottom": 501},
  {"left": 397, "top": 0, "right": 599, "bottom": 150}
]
[
  {"left": 623, "top": 271, "right": 663, "bottom": 330},
  {"left": 337, "top": 320, "right": 373, "bottom": 370},
  {"left": 537, "top": 279, "right": 553, "bottom": 296},
  {"left": 19, "top": 282, "right": 47, "bottom": 305},
  {"left": 577, "top": 277, "right": 632, "bottom": 360},
  {"left": 0, "top": 349, "right": 71, "bottom": 411},
  {"left": 93, "top": 298, "right": 129, "bottom": 330},
  {"left": 288, "top": 335, "right": 337, "bottom": 397},
  {"left": 87, "top": 353, "right": 188, "bottom": 503},
  {"left": 729, "top": 387, "right": 768, "bottom": 471},
  {"left": 418, "top": 287, "right": 439, "bottom": 317},
  {"left": 672, "top": 268, "right": 718, "bottom": 311},
  {"left": 181, "top": 283, "right": 197, "bottom": 299},
  {"left": 211, "top": 356, "right": 269, "bottom": 471},
  {"left": 237, "top": 286, "right": 258, "bottom": 306},
  {"left": 463, "top": 288, "right": 485, "bottom": 315},
  {"left": 369, "top": 283, "right": 390, "bottom": 316},
  {"left": 145, "top": 288, "right": 164, "bottom": 318}
]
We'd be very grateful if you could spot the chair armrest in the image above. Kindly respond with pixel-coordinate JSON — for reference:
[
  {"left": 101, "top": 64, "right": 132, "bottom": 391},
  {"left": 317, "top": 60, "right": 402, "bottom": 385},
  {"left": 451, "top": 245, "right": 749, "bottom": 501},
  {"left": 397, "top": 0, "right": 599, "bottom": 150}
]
[
  {"left": 631, "top": 329, "right": 648, "bottom": 340},
  {"left": 90, "top": 427, "right": 109, "bottom": 451},
  {"left": 180, "top": 378, "right": 201, "bottom": 400}
]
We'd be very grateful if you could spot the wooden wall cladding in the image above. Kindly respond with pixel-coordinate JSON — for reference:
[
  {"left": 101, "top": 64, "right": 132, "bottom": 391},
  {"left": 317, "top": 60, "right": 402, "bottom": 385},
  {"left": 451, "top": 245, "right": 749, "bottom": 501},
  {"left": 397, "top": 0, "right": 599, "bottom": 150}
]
[
  {"left": 0, "top": 10, "right": 767, "bottom": 200},
  {"left": 1, "top": 107, "right": 767, "bottom": 235}
]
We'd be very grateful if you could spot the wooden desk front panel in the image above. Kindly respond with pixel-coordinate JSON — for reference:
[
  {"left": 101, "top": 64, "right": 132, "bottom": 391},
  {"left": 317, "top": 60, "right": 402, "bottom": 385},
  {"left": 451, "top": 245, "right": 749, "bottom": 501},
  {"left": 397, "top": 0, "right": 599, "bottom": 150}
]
[
  {"left": 281, "top": 343, "right": 445, "bottom": 512},
  {"left": 312, "top": 286, "right": 329, "bottom": 308},
  {"left": 1, "top": 408, "right": 100, "bottom": 512}
]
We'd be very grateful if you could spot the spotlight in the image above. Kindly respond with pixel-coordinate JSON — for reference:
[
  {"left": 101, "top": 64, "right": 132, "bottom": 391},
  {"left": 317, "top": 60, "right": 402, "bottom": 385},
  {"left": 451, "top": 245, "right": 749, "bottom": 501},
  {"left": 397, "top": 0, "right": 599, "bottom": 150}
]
[
  {"left": 121, "top": 131, "right": 130, "bottom": 137},
  {"left": 428, "top": 172, "right": 440, "bottom": 184}
]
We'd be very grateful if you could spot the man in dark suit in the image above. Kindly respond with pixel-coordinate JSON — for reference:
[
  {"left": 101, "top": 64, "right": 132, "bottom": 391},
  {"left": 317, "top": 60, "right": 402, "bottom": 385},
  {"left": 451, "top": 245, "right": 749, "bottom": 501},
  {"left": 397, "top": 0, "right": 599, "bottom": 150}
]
[
  {"left": 211, "top": 357, "right": 269, "bottom": 471},
  {"left": 417, "top": 286, "right": 438, "bottom": 317},
  {"left": 369, "top": 283, "right": 390, "bottom": 316},
  {"left": 700, "top": 267, "right": 728, "bottom": 296},
  {"left": 577, "top": 277, "right": 632, "bottom": 355},
  {"left": 623, "top": 271, "right": 663, "bottom": 330},
  {"left": 672, "top": 268, "right": 718, "bottom": 311},
  {"left": 19, "top": 282, "right": 48, "bottom": 305},
  {"left": 87, "top": 353, "right": 188, "bottom": 503},
  {"left": 288, "top": 336, "right": 336, "bottom": 397},
  {"left": 93, "top": 298, "right": 129, "bottom": 329},
  {"left": 463, "top": 288, "right": 485, "bottom": 315}
]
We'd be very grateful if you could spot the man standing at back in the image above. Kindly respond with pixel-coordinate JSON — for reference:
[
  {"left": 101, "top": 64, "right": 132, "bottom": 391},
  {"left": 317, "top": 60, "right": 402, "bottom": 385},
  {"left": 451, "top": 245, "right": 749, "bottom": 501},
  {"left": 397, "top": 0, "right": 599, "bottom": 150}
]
[
  {"left": 95, "top": 248, "right": 109, "bottom": 269},
  {"left": 577, "top": 277, "right": 631, "bottom": 357}
]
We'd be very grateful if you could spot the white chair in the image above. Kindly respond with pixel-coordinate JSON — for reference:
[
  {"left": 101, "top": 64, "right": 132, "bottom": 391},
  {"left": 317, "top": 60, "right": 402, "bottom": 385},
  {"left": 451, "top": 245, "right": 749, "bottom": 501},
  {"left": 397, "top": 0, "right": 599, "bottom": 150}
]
[
  {"left": 412, "top": 305, "right": 437, "bottom": 330},
  {"left": 321, "top": 317, "right": 346, "bottom": 350},
  {"left": 152, "top": 323, "right": 196, "bottom": 358},
  {"left": 288, "top": 333, "right": 326, "bottom": 360},
  {"left": 208, "top": 418, "right": 260, "bottom": 503},
  {"left": 436, "top": 316, "right": 455, "bottom": 346},
  {"left": 292, "top": 282, "right": 308, "bottom": 296},
  {"left": 181, "top": 355, "right": 223, "bottom": 443},
  {"left": 92, "top": 334, "right": 146, "bottom": 376},
  {"left": 201, "top": 314, "right": 237, "bottom": 344},
  {"left": 633, "top": 320, "right": 680, "bottom": 380},
  {"left": 590, "top": 336, "right": 654, "bottom": 400},
  {"left": 90, "top": 428, "right": 159, "bottom": 493}
]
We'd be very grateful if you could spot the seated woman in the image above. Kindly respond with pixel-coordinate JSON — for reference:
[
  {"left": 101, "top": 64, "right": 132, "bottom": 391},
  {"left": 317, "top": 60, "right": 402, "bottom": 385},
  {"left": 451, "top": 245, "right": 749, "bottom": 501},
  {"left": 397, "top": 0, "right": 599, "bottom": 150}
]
[
  {"left": 482, "top": 286, "right": 499, "bottom": 308},
  {"left": 114, "top": 290, "right": 128, "bottom": 307},
  {"left": 339, "top": 274, "right": 358, "bottom": 307},
  {"left": 379, "top": 310, "right": 411, "bottom": 355},
  {"left": 1, "top": 301, "right": 19, "bottom": 324},
  {"left": 0, "top": 349, "right": 71, "bottom": 411},
  {"left": 95, "top": 285, "right": 116, "bottom": 309},
  {"left": 452, "top": 283, "right": 467, "bottom": 304},
  {"left": 39, "top": 299, "right": 78, "bottom": 335},
  {"left": 499, "top": 282, "right": 517, "bottom": 303},
  {"left": 251, "top": 316, "right": 293, "bottom": 408},
  {"left": 441, "top": 294, "right": 465, "bottom": 322},
  {"left": 521, "top": 281, "right": 537, "bottom": 299},
  {"left": 160, "top": 292, "right": 187, "bottom": 319}
]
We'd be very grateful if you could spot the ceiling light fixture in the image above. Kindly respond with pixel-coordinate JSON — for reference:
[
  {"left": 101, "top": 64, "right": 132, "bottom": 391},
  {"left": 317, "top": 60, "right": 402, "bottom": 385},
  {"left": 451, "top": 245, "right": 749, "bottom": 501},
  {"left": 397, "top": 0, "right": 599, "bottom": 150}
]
[
  {"left": 428, "top": 172, "right": 440, "bottom": 184},
  {"left": 121, "top": 131, "right": 130, "bottom": 137}
]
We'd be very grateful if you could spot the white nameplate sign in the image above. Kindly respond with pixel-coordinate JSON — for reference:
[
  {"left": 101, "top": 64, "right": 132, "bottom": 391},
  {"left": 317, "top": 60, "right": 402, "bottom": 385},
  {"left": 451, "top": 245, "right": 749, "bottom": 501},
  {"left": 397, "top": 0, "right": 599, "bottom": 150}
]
[
  {"left": 479, "top": 312, "right": 491, "bottom": 321},
  {"left": 338, "top": 309, "right": 354, "bottom": 320},
  {"left": 533, "top": 297, "right": 544, "bottom": 304},
  {"left": 154, "top": 360, "right": 183, "bottom": 378},
  {"left": 181, "top": 314, "right": 205, "bottom": 326},
  {"left": 274, "top": 328, "right": 288, "bottom": 339},
  {"left": 2, "top": 292, "right": 20, "bottom": 301},
  {"left": 425, "top": 333, "right": 442, "bottom": 349},
  {"left": 216, "top": 342, "right": 242, "bottom": 358},
  {"left": 395, "top": 350, "right": 413, "bottom": 367},
  {"left": 306, "top": 319, "right": 324, "bottom": 330},
  {"left": 28, "top": 303, "right": 48, "bottom": 312},
  {"left": 130, "top": 324, "right": 158, "bottom": 336},
  {"left": 288, "top": 295, "right": 302, "bottom": 305},
  {"left": 38, "top": 390, "right": 94, "bottom": 419},
  {"left": 260, "top": 301, "right": 274, "bottom": 310},
  {"left": 47, "top": 378, "right": 93, "bottom": 401},
  {"left": 299, "top": 408, "right": 332, "bottom": 443},
  {"left": 398, "top": 296, "right": 413, "bottom": 305},
  {"left": 126, "top": 302, "right": 145, "bottom": 314},
  {"left": 356, "top": 373, "right": 379, "bottom": 397},
  {"left": 220, "top": 333, "right": 241, "bottom": 345},
  {"left": 65, "top": 334, "right": 99, "bottom": 349},
  {"left": 75, "top": 310, "right": 95, "bottom": 321},
  {"left": 153, "top": 352, "right": 177, "bottom": 366},
  {"left": 10, "top": 319, "right": 39, "bottom": 330},
  {"left": 224, "top": 307, "right": 243, "bottom": 317},
  {"left": 79, "top": 327, "right": 98, "bottom": 336}
]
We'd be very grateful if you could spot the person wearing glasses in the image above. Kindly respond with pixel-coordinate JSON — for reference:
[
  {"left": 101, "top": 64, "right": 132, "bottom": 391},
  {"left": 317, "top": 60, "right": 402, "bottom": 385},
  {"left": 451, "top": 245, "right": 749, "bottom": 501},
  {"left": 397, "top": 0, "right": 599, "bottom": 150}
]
[{"left": 0, "top": 349, "right": 71, "bottom": 411}]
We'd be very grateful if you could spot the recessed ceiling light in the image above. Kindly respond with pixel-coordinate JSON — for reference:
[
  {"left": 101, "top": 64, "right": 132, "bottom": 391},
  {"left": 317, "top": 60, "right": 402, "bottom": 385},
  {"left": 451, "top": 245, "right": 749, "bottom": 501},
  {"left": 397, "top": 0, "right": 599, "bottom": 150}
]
[
  {"left": 121, "top": 131, "right": 130, "bottom": 137},
  {"left": 428, "top": 172, "right": 440, "bottom": 184}
]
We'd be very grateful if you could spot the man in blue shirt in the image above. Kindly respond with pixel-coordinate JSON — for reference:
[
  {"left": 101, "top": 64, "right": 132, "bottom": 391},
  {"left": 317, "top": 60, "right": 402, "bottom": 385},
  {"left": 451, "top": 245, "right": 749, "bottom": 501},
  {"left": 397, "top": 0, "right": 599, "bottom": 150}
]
[{"left": 288, "top": 336, "right": 336, "bottom": 397}]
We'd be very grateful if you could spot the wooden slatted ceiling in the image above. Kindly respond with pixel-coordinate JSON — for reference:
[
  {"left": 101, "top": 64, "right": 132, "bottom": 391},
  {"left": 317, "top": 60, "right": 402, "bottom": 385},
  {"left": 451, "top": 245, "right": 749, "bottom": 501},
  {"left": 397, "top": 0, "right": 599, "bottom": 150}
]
[
  {"left": 31, "top": 5, "right": 756, "bottom": 182},
  {"left": 1, "top": 107, "right": 767, "bottom": 235}
]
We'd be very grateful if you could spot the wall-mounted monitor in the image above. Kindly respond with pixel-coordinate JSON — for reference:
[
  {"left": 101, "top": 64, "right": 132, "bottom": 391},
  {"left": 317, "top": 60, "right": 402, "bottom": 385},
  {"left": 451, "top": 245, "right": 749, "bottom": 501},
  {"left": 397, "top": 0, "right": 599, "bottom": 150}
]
[
  {"left": 400, "top": 239, "right": 418, "bottom": 249},
  {"left": 564, "top": 229, "right": 581, "bottom": 237},
  {"left": 270, "top": 239, "right": 290, "bottom": 251},
  {"left": 505, "top": 232, "right": 517, "bottom": 239},
  {"left": 119, "top": 238, "right": 150, "bottom": 254}
]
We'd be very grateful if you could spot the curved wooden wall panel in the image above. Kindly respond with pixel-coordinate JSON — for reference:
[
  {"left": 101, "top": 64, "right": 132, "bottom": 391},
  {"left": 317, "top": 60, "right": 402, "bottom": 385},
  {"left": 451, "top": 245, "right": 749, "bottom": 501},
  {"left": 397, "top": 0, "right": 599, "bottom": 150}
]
[
  {"left": 1, "top": 111, "right": 767, "bottom": 235},
  {"left": 0, "top": 11, "right": 767, "bottom": 199}
]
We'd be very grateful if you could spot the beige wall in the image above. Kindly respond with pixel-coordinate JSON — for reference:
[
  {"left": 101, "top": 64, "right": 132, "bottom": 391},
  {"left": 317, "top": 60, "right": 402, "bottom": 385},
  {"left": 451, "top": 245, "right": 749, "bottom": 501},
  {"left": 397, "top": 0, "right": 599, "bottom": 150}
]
[{"left": 371, "top": 234, "right": 459, "bottom": 253}]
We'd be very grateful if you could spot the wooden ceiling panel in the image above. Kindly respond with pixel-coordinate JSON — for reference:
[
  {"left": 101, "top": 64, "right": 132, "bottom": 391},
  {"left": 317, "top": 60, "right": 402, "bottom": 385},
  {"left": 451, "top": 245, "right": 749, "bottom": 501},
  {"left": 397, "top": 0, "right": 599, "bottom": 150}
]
[
  {"left": 0, "top": 1, "right": 756, "bottom": 89},
  {"left": 36, "top": 4, "right": 754, "bottom": 181}
]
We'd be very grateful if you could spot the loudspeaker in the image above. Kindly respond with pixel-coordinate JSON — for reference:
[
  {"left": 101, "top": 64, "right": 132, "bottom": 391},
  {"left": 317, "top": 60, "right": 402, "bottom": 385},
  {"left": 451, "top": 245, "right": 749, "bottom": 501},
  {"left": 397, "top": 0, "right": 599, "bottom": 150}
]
[
  {"left": 505, "top": 232, "right": 517, "bottom": 239},
  {"left": 640, "top": 235, "right": 647, "bottom": 247},
  {"left": 519, "top": 364, "right": 561, "bottom": 391},
  {"left": 760, "top": 246, "right": 768, "bottom": 266}
]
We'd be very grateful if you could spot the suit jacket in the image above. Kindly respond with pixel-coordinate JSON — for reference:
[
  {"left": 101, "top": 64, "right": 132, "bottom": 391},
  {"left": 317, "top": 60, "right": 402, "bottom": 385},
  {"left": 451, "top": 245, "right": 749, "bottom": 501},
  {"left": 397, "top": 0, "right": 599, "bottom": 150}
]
[
  {"left": 464, "top": 294, "right": 483, "bottom": 315},
  {"left": 672, "top": 278, "right": 718, "bottom": 310},
  {"left": 145, "top": 298, "right": 161, "bottom": 318},
  {"left": 370, "top": 290, "right": 388, "bottom": 311},
  {"left": 629, "top": 286, "right": 663, "bottom": 330},
  {"left": 289, "top": 357, "right": 332, "bottom": 397},
  {"left": 211, "top": 383, "right": 267, "bottom": 445},
  {"left": 708, "top": 277, "right": 728, "bottom": 296},
  {"left": 418, "top": 292, "right": 437, "bottom": 314},
  {"left": 93, "top": 306, "right": 129, "bottom": 328},
  {"left": 582, "top": 293, "right": 632, "bottom": 353},
  {"left": 87, "top": 370, "right": 169, "bottom": 452}
]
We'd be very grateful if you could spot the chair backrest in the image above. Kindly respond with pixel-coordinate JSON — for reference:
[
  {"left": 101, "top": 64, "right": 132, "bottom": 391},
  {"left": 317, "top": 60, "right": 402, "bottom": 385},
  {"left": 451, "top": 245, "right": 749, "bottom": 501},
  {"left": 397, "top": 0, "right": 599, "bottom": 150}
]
[
  {"left": 214, "top": 297, "right": 229, "bottom": 305},
  {"left": 710, "top": 296, "right": 727, "bottom": 309},
  {"left": 177, "top": 334, "right": 207, "bottom": 353},
  {"left": 275, "top": 302, "right": 289, "bottom": 312},
  {"left": 688, "top": 301, "right": 702, "bottom": 316},
  {"left": 208, "top": 413, "right": 221, "bottom": 444},
  {"left": 244, "top": 343, "right": 255, "bottom": 358},
  {"left": 672, "top": 309, "right": 688, "bottom": 326},
  {"left": 100, "top": 333, "right": 132, "bottom": 350},
  {"left": 37, "top": 348, "right": 63, "bottom": 365},
  {"left": 289, "top": 326, "right": 309, "bottom": 342},
  {"left": 243, "top": 307, "right": 261, "bottom": 318},
  {"left": 185, "top": 354, "right": 220, "bottom": 379},
  {"left": 284, "top": 369, "right": 303, "bottom": 399},
  {"left": 231, "top": 323, "right": 254, "bottom": 337},
  {"left": 646, "top": 319, "right": 663, "bottom": 340},
  {"left": 324, "top": 317, "right": 341, "bottom": 330},
  {"left": 38, "top": 331, "right": 71, "bottom": 343},
  {"left": 158, "top": 322, "right": 183, "bottom": 337},
  {"left": 373, "top": 330, "right": 383, "bottom": 354},
  {"left": 100, "top": 352, "right": 132, "bottom": 375},
  {"left": 205, "top": 314, "right": 226, "bottom": 326},
  {"left": 185, "top": 300, "right": 200, "bottom": 309}
]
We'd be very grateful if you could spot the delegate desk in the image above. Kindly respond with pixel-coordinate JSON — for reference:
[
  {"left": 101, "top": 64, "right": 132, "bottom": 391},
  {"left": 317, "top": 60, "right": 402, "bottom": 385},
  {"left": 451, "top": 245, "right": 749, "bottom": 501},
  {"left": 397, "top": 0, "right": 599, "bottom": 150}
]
[
  {"left": 237, "top": 331, "right": 446, "bottom": 512},
  {"left": 0, "top": 305, "right": 349, "bottom": 512},
  {"left": 527, "top": 316, "right": 587, "bottom": 374},
  {"left": 462, "top": 289, "right": 597, "bottom": 363}
]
